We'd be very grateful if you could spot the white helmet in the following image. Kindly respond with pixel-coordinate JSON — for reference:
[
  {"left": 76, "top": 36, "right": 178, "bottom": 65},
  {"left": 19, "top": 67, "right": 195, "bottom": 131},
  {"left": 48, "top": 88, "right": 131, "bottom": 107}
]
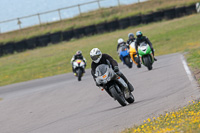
[
  {"left": 90, "top": 48, "right": 102, "bottom": 63},
  {"left": 118, "top": 38, "right": 124, "bottom": 44}
]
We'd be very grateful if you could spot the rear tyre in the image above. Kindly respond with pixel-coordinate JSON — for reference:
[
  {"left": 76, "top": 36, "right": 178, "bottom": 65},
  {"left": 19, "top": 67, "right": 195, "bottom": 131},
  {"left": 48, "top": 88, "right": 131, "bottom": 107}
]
[
  {"left": 126, "top": 93, "right": 135, "bottom": 104},
  {"left": 77, "top": 69, "right": 82, "bottom": 81},
  {"left": 110, "top": 86, "right": 127, "bottom": 106},
  {"left": 124, "top": 57, "right": 132, "bottom": 68}
]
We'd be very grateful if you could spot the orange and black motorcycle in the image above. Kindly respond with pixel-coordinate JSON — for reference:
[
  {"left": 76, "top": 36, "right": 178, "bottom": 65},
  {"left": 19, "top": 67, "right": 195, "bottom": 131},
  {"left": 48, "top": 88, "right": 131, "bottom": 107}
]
[{"left": 129, "top": 42, "right": 141, "bottom": 68}]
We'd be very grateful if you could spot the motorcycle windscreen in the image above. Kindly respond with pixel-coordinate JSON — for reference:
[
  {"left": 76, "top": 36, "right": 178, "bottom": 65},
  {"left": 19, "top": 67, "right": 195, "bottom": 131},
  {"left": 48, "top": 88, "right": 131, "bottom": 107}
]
[
  {"left": 139, "top": 42, "right": 147, "bottom": 47},
  {"left": 95, "top": 64, "right": 109, "bottom": 76},
  {"left": 121, "top": 46, "right": 128, "bottom": 51}
]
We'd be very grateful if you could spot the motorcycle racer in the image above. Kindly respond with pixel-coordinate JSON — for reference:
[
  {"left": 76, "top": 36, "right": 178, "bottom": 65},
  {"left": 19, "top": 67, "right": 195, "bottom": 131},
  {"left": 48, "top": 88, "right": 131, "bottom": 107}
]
[
  {"left": 71, "top": 50, "right": 87, "bottom": 74},
  {"left": 126, "top": 33, "right": 136, "bottom": 45},
  {"left": 90, "top": 48, "right": 134, "bottom": 92},
  {"left": 135, "top": 31, "right": 157, "bottom": 61}
]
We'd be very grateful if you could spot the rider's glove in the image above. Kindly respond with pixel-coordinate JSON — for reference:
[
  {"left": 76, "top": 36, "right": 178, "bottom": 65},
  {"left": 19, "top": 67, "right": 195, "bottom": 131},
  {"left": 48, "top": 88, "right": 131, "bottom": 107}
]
[{"left": 114, "top": 66, "right": 119, "bottom": 72}]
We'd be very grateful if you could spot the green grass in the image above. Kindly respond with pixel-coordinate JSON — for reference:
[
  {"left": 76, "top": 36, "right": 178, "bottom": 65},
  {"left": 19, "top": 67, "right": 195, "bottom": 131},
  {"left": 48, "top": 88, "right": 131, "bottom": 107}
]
[
  {"left": 122, "top": 45, "right": 200, "bottom": 133},
  {"left": 121, "top": 16, "right": 200, "bottom": 133},
  {"left": 122, "top": 100, "right": 200, "bottom": 133},
  {"left": 187, "top": 48, "right": 200, "bottom": 83},
  {"left": 0, "top": 14, "right": 200, "bottom": 86},
  {"left": 0, "top": 0, "right": 198, "bottom": 44}
]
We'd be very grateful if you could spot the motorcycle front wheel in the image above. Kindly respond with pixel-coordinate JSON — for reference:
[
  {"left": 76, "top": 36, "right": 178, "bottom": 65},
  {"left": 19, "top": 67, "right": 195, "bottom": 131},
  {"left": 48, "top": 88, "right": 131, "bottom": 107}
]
[
  {"left": 143, "top": 56, "right": 152, "bottom": 70},
  {"left": 110, "top": 85, "right": 127, "bottom": 106},
  {"left": 77, "top": 69, "right": 82, "bottom": 81},
  {"left": 124, "top": 57, "right": 132, "bottom": 68}
]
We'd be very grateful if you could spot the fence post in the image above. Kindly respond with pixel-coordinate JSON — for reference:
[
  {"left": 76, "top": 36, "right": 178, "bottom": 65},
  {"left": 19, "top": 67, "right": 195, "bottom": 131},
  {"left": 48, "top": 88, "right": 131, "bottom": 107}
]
[
  {"left": 197, "top": 2, "right": 200, "bottom": 13},
  {"left": 117, "top": 0, "right": 120, "bottom": 6},
  {"left": 17, "top": 18, "right": 22, "bottom": 29},
  {"left": 37, "top": 14, "right": 41, "bottom": 25},
  {"left": 78, "top": 4, "right": 82, "bottom": 15},
  {"left": 97, "top": 0, "right": 101, "bottom": 9},
  {"left": 58, "top": 9, "right": 62, "bottom": 20}
]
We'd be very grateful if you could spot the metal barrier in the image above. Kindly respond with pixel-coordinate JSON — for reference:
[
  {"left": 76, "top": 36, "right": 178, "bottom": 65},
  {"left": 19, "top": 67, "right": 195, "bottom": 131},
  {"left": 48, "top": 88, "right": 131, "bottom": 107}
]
[{"left": 0, "top": 0, "right": 142, "bottom": 33}]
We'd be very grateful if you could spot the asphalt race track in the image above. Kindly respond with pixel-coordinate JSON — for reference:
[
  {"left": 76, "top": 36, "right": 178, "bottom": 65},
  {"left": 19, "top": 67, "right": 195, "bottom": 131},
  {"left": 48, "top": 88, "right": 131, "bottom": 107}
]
[{"left": 0, "top": 53, "right": 199, "bottom": 133}]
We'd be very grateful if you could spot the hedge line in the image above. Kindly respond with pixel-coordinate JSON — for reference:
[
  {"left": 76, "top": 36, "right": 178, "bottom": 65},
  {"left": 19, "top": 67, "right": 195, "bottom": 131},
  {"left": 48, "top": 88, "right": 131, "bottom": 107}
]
[{"left": 0, "top": 4, "right": 197, "bottom": 57}]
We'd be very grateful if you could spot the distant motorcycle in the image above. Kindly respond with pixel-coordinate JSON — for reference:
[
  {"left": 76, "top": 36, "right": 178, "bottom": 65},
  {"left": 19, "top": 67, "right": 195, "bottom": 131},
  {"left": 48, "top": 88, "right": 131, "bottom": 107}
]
[
  {"left": 129, "top": 42, "right": 141, "bottom": 68},
  {"left": 138, "top": 42, "right": 154, "bottom": 70},
  {"left": 119, "top": 46, "right": 133, "bottom": 68},
  {"left": 95, "top": 61, "right": 135, "bottom": 106},
  {"left": 72, "top": 59, "right": 85, "bottom": 81}
]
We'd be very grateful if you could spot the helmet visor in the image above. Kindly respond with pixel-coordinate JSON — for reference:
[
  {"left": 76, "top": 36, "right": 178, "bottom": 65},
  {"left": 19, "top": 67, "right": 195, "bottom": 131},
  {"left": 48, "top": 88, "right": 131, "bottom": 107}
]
[
  {"left": 91, "top": 54, "right": 101, "bottom": 61},
  {"left": 137, "top": 35, "right": 142, "bottom": 38}
]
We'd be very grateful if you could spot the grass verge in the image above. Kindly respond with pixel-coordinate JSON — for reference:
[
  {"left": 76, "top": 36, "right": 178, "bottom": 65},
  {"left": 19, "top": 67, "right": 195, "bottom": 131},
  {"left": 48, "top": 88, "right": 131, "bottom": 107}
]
[
  {"left": 0, "top": 14, "right": 200, "bottom": 87},
  {"left": 122, "top": 47, "right": 200, "bottom": 133},
  {"left": 187, "top": 48, "right": 200, "bottom": 83},
  {"left": 122, "top": 100, "right": 200, "bottom": 133},
  {"left": 0, "top": 0, "right": 197, "bottom": 44},
  {"left": 121, "top": 24, "right": 200, "bottom": 132}
]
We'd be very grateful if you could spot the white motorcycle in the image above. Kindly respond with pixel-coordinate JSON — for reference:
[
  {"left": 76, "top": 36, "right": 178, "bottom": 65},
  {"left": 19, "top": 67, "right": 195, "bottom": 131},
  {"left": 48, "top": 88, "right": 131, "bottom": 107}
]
[
  {"left": 95, "top": 61, "right": 135, "bottom": 106},
  {"left": 72, "top": 59, "right": 85, "bottom": 81}
]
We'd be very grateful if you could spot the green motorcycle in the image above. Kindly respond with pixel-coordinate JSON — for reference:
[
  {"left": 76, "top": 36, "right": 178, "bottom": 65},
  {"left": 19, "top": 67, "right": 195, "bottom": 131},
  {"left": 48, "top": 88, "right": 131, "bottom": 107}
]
[{"left": 138, "top": 42, "right": 154, "bottom": 70}]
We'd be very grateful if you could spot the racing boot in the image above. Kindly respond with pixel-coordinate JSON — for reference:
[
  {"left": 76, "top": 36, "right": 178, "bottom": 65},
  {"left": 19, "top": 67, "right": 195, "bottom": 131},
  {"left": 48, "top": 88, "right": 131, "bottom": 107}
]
[
  {"left": 116, "top": 71, "right": 134, "bottom": 92},
  {"left": 152, "top": 48, "right": 157, "bottom": 61},
  {"left": 127, "top": 82, "right": 134, "bottom": 92}
]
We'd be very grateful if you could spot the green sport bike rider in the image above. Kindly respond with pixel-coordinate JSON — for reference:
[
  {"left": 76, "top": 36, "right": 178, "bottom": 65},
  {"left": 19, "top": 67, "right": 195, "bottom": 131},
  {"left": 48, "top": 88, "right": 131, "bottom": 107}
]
[{"left": 135, "top": 31, "right": 157, "bottom": 70}]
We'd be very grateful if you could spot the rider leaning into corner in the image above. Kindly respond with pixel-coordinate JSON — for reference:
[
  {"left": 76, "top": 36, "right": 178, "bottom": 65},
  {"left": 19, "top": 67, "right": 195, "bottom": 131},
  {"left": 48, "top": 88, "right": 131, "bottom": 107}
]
[
  {"left": 90, "top": 48, "right": 134, "bottom": 92},
  {"left": 71, "top": 50, "right": 87, "bottom": 74},
  {"left": 126, "top": 33, "right": 136, "bottom": 45},
  {"left": 135, "top": 31, "right": 157, "bottom": 61}
]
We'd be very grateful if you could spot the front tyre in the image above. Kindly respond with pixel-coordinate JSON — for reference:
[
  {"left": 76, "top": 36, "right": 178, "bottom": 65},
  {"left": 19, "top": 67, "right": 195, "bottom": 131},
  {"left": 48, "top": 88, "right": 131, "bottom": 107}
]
[
  {"left": 143, "top": 56, "right": 152, "bottom": 71},
  {"left": 110, "top": 86, "right": 127, "bottom": 106},
  {"left": 147, "top": 55, "right": 153, "bottom": 70},
  {"left": 77, "top": 69, "right": 82, "bottom": 81},
  {"left": 137, "top": 63, "right": 141, "bottom": 68},
  {"left": 124, "top": 57, "right": 132, "bottom": 68},
  {"left": 134, "top": 57, "right": 141, "bottom": 68}
]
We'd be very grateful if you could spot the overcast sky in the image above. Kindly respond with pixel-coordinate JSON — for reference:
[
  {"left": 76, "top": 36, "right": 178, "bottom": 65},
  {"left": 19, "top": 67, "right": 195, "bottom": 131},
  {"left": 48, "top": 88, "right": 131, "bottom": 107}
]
[{"left": 0, "top": 0, "right": 95, "bottom": 21}]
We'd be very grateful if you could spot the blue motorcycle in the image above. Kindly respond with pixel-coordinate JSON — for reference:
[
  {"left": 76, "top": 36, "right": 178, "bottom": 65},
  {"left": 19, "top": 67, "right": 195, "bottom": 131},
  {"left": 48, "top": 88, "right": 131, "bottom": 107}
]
[{"left": 119, "top": 46, "right": 133, "bottom": 68}]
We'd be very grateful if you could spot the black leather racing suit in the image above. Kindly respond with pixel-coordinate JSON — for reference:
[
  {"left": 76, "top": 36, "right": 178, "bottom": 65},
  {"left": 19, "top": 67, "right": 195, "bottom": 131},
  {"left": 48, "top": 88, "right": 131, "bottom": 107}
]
[
  {"left": 126, "top": 38, "right": 136, "bottom": 45},
  {"left": 91, "top": 54, "right": 129, "bottom": 86},
  {"left": 117, "top": 42, "right": 127, "bottom": 52},
  {"left": 135, "top": 36, "right": 155, "bottom": 56}
]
